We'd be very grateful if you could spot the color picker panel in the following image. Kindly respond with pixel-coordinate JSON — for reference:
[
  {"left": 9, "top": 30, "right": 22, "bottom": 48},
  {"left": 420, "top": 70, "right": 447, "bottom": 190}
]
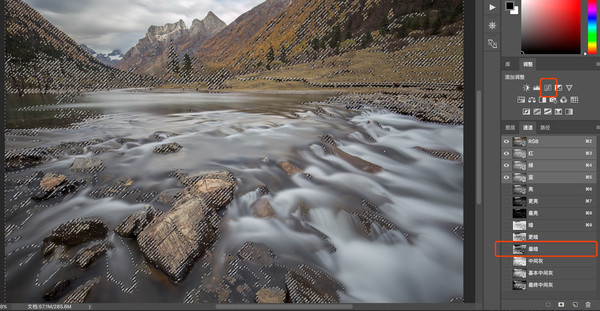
[
  {"left": 522, "top": 0, "right": 581, "bottom": 54},
  {"left": 590, "top": 0, "right": 597, "bottom": 55}
]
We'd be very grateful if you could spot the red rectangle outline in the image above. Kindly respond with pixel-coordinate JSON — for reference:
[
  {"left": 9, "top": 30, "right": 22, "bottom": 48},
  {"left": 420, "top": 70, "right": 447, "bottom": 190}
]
[
  {"left": 540, "top": 78, "right": 558, "bottom": 98},
  {"left": 494, "top": 240, "right": 598, "bottom": 257}
]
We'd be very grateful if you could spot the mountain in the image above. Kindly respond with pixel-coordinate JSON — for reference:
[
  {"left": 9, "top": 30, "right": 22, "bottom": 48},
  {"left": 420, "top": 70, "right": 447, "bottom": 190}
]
[
  {"left": 80, "top": 44, "right": 124, "bottom": 67},
  {"left": 116, "top": 12, "right": 226, "bottom": 76},
  {"left": 193, "top": 0, "right": 292, "bottom": 71},
  {"left": 4, "top": 0, "right": 157, "bottom": 97},
  {"left": 193, "top": 0, "right": 463, "bottom": 74}
]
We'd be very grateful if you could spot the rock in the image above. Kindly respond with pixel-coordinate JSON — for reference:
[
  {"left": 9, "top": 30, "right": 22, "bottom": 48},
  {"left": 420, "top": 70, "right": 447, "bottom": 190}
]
[
  {"left": 43, "top": 279, "right": 74, "bottom": 301},
  {"left": 177, "top": 170, "right": 235, "bottom": 188},
  {"left": 151, "top": 131, "right": 179, "bottom": 141},
  {"left": 137, "top": 196, "right": 220, "bottom": 282},
  {"left": 250, "top": 198, "right": 276, "bottom": 218},
  {"left": 60, "top": 277, "right": 100, "bottom": 304},
  {"left": 40, "top": 173, "right": 66, "bottom": 191},
  {"left": 70, "top": 157, "right": 104, "bottom": 172},
  {"left": 416, "top": 146, "right": 463, "bottom": 163},
  {"left": 327, "top": 144, "right": 382, "bottom": 173},
  {"left": 115, "top": 205, "right": 162, "bottom": 238},
  {"left": 136, "top": 171, "right": 235, "bottom": 281},
  {"left": 32, "top": 180, "right": 80, "bottom": 201},
  {"left": 255, "top": 287, "right": 287, "bottom": 303},
  {"left": 188, "top": 178, "right": 235, "bottom": 209},
  {"left": 43, "top": 218, "right": 109, "bottom": 247},
  {"left": 153, "top": 142, "right": 182, "bottom": 154},
  {"left": 157, "top": 190, "right": 181, "bottom": 205},
  {"left": 285, "top": 265, "right": 344, "bottom": 303},
  {"left": 277, "top": 161, "right": 303, "bottom": 176},
  {"left": 41, "top": 241, "right": 58, "bottom": 257},
  {"left": 237, "top": 242, "right": 275, "bottom": 267},
  {"left": 74, "top": 242, "right": 113, "bottom": 268},
  {"left": 90, "top": 178, "right": 135, "bottom": 198}
]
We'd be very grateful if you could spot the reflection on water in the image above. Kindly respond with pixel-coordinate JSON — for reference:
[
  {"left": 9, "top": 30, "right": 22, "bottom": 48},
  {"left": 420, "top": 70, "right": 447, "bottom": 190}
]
[{"left": 5, "top": 89, "right": 463, "bottom": 303}]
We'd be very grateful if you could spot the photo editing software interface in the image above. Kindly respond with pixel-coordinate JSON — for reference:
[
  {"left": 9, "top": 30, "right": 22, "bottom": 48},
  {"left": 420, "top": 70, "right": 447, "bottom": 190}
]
[{"left": 1, "top": 0, "right": 600, "bottom": 310}]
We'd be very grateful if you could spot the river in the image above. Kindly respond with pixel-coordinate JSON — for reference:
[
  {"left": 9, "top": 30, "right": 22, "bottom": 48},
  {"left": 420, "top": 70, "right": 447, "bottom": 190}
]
[{"left": 5, "top": 89, "right": 463, "bottom": 303}]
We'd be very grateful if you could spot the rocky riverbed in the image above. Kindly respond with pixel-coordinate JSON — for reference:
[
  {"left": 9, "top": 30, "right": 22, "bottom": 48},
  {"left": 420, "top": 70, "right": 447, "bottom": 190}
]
[{"left": 5, "top": 91, "right": 464, "bottom": 303}]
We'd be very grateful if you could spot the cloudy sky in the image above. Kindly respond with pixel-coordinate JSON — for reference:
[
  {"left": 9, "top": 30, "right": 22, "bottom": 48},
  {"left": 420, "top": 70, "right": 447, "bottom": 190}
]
[{"left": 24, "top": 0, "right": 265, "bottom": 54}]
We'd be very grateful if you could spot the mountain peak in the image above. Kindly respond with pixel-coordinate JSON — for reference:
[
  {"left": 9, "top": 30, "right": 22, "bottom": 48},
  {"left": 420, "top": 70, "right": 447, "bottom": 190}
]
[
  {"left": 190, "top": 11, "right": 226, "bottom": 36},
  {"left": 146, "top": 20, "right": 188, "bottom": 42}
]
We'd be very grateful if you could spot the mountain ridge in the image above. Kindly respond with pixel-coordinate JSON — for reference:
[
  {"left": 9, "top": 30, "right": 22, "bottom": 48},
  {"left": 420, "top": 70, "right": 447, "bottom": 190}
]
[{"left": 116, "top": 12, "right": 226, "bottom": 76}]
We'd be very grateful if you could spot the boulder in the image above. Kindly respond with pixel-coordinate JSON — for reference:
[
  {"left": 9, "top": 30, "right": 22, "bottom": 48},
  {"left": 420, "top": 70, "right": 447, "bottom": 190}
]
[
  {"left": 70, "top": 157, "right": 104, "bottom": 172},
  {"left": 250, "top": 198, "right": 276, "bottom": 218},
  {"left": 43, "top": 279, "right": 74, "bottom": 301},
  {"left": 277, "top": 161, "right": 303, "bottom": 176},
  {"left": 60, "top": 277, "right": 100, "bottom": 304},
  {"left": 115, "top": 205, "right": 162, "bottom": 238},
  {"left": 43, "top": 218, "right": 108, "bottom": 247},
  {"left": 255, "top": 287, "right": 286, "bottom": 303},
  {"left": 137, "top": 197, "right": 220, "bottom": 282},
  {"left": 137, "top": 171, "right": 235, "bottom": 282},
  {"left": 74, "top": 242, "right": 113, "bottom": 268},
  {"left": 285, "top": 265, "right": 344, "bottom": 303},
  {"left": 188, "top": 178, "right": 235, "bottom": 209},
  {"left": 153, "top": 142, "right": 182, "bottom": 154},
  {"left": 40, "top": 173, "right": 66, "bottom": 191}
]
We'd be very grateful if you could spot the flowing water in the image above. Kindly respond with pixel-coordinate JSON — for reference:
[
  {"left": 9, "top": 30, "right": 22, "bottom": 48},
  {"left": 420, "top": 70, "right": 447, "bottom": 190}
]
[{"left": 5, "top": 89, "right": 463, "bottom": 303}]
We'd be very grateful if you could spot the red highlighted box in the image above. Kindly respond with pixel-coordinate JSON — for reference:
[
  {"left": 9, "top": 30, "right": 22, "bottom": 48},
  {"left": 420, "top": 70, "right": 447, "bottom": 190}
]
[
  {"left": 540, "top": 78, "right": 558, "bottom": 98},
  {"left": 495, "top": 240, "right": 598, "bottom": 257}
]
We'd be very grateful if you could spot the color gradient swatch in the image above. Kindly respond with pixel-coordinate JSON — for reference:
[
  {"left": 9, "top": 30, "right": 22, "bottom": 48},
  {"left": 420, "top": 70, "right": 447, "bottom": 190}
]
[
  {"left": 522, "top": 0, "right": 581, "bottom": 54},
  {"left": 590, "top": 0, "right": 598, "bottom": 54}
]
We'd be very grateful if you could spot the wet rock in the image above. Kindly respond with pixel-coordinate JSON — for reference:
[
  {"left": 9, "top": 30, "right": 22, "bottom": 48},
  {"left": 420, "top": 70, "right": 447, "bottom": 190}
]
[
  {"left": 285, "top": 265, "right": 344, "bottom": 303},
  {"left": 4, "top": 149, "right": 51, "bottom": 170},
  {"left": 137, "top": 171, "right": 235, "bottom": 281},
  {"left": 40, "top": 173, "right": 66, "bottom": 191},
  {"left": 319, "top": 134, "right": 339, "bottom": 147},
  {"left": 255, "top": 287, "right": 287, "bottom": 303},
  {"left": 74, "top": 242, "right": 113, "bottom": 268},
  {"left": 327, "top": 145, "right": 382, "bottom": 173},
  {"left": 319, "top": 135, "right": 382, "bottom": 173},
  {"left": 152, "top": 131, "right": 179, "bottom": 141},
  {"left": 41, "top": 241, "right": 58, "bottom": 257},
  {"left": 43, "top": 279, "right": 74, "bottom": 301},
  {"left": 90, "top": 178, "right": 135, "bottom": 199},
  {"left": 237, "top": 242, "right": 275, "bottom": 267},
  {"left": 277, "top": 161, "right": 303, "bottom": 176},
  {"left": 43, "top": 218, "right": 109, "bottom": 247},
  {"left": 70, "top": 157, "right": 104, "bottom": 172},
  {"left": 250, "top": 198, "right": 276, "bottom": 218},
  {"left": 187, "top": 178, "right": 235, "bottom": 209},
  {"left": 32, "top": 179, "right": 80, "bottom": 201},
  {"left": 115, "top": 205, "right": 162, "bottom": 238},
  {"left": 60, "top": 277, "right": 100, "bottom": 304},
  {"left": 137, "top": 196, "right": 220, "bottom": 282},
  {"left": 416, "top": 146, "right": 463, "bottom": 163},
  {"left": 153, "top": 142, "right": 182, "bottom": 154},
  {"left": 177, "top": 170, "right": 236, "bottom": 188},
  {"left": 157, "top": 190, "right": 182, "bottom": 205}
]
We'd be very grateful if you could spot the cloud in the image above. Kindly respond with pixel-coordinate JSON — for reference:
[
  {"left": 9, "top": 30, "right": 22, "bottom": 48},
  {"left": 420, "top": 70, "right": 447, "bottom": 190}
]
[{"left": 23, "top": 0, "right": 265, "bottom": 54}]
